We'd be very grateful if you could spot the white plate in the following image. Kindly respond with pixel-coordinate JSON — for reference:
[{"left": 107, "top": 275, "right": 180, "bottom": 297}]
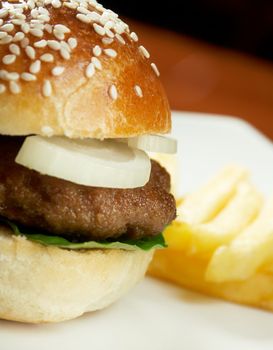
[{"left": 1, "top": 111, "right": 273, "bottom": 350}]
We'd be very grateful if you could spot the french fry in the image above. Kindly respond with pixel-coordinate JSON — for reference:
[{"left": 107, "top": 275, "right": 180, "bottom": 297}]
[
  {"left": 149, "top": 164, "right": 273, "bottom": 312},
  {"left": 149, "top": 249, "right": 273, "bottom": 312},
  {"left": 188, "top": 182, "right": 263, "bottom": 254},
  {"left": 206, "top": 196, "right": 273, "bottom": 283},
  {"left": 163, "top": 221, "right": 192, "bottom": 251},
  {"left": 177, "top": 165, "right": 248, "bottom": 225}
]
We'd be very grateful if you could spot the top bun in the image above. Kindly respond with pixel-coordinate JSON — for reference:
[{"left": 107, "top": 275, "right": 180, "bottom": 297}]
[{"left": 0, "top": 0, "right": 171, "bottom": 139}]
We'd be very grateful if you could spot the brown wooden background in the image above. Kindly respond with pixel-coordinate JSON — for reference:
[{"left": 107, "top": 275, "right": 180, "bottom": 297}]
[{"left": 129, "top": 20, "right": 273, "bottom": 140}]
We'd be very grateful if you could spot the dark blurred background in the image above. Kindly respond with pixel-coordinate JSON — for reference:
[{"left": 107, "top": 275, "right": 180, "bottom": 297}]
[{"left": 103, "top": 0, "right": 273, "bottom": 61}]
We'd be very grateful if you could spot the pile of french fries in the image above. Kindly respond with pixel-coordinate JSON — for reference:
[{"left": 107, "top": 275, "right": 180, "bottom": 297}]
[{"left": 149, "top": 165, "right": 273, "bottom": 311}]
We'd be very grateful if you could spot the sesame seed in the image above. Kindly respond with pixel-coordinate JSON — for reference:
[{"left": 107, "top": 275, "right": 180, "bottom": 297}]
[
  {"left": 77, "top": 6, "right": 90, "bottom": 14},
  {"left": 85, "top": 62, "right": 95, "bottom": 78},
  {"left": 0, "top": 70, "right": 8, "bottom": 80},
  {"left": 104, "top": 20, "right": 114, "bottom": 30},
  {"left": 134, "top": 85, "right": 143, "bottom": 97},
  {"left": 34, "top": 39, "right": 47, "bottom": 48},
  {"left": 95, "top": 3, "right": 104, "bottom": 11},
  {"left": 13, "top": 32, "right": 25, "bottom": 42},
  {"left": 93, "top": 45, "right": 102, "bottom": 56},
  {"left": 51, "top": 66, "right": 65, "bottom": 76},
  {"left": 25, "top": 46, "right": 36, "bottom": 60},
  {"left": 11, "top": 19, "right": 25, "bottom": 26},
  {"left": 100, "top": 13, "right": 112, "bottom": 26},
  {"left": 59, "top": 47, "right": 70, "bottom": 60},
  {"left": 64, "top": 2, "right": 77, "bottom": 9},
  {"left": 76, "top": 14, "right": 91, "bottom": 24},
  {"left": 53, "top": 29, "right": 65, "bottom": 41},
  {"left": 130, "top": 32, "right": 138, "bottom": 42},
  {"left": 21, "top": 23, "right": 30, "bottom": 34},
  {"left": 29, "top": 60, "right": 41, "bottom": 74},
  {"left": 87, "top": 12, "right": 101, "bottom": 22},
  {"left": 115, "top": 34, "right": 125, "bottom": 45},
  {"left": 93, "top": 23, "right": 105, "bottom": 36},
  {"left": 41, "top": 126, "right": 54, "bottom": 136},
  {"left": 42, "top": 80, "right": 52, "bottom": 97},
  {"left": 39, "top": 7, "right": 49, "bottom": 16},
  {"left": 105, "top": 28, "right": 114, "bottom": 38},
  {"left": 89, "top": 0, "right": 98, "bottom": 6},
  {"left": 101, "top": 37, "right": 113, "bottom": 45},
  {"left": 37, "top": 14, "right": 50, "bottom": 22},
  {"left": 29, "top": 28, "right": 43, "bottom": 38},
  {"left": 0, "top": 31, "right": 7, "bottom": 39},
  {"left": 7, "top": 72, "right": 19, "bottom": 81},
  {"left": 15, "top": 14, "right": 26, "bottom": 20},
  {"left": 68, "top": 37, "right": 77, "bottom": 50},
  {"left": 0, "top": 9, "right": 9, "bottom": 19},
  {"left": 30, "top": 23, "right": 45, "bottom": 30},
  {"left": 1, "top": 24, "right": 14, "bottom": 33},
  {"left": 139, "top": 45, "right": 150, "bottom": 59},
  {"left": 20, "top": 37, "right": 30, "bottom": 48},
  {"left": 91, "top": 56, "right": 102, "bottom": 70},
  {"left": 54, "top": 24, "right": 71, "bottom": 34},
  {"left": 31, "top": 9, "right": 39, "bottom": 18},
  {"left": 30, "top": 19, "right": 43, "bottom": 25},
  {"left": 9, "top": 44, "right": 20, "bottom": 55},
  {"left": 21, "top": 72, "right": 37, "bottom": 81},
  {"left": 109, "top": 84, "right": 118, "bottom": 100},
  {"left": 60, "top": 41, "right": 71, "bottom": 52},
  {"left": 9, "top": 81, "right": 21, "bottom": 94},
  {"left": 104, "top": 48, "right": 117, "bottom": 58},
  {"left": 3, "top": 54, "right": 16, "bottom": 65},
  {"left": 45, "top": 24, "right": 53, "bottom": 33},
  {"left": 27, "top": 0, "right": 35, "bottom": 9},
  {"left": 40, "top": 53, "right": 54, "bottom": 62},
  {"left": 52, "top": 0, "right": 62, "bottom": 9},
  {"left": 0, "top": 84, "right": 6, "bottom": 94},
  {"left": 47, "top": 40, "right": 61, "bottom": 50},
  {"left": 0, "top": 35, "right": 12, "bottom": 45},
  {"left": 114, "top": 23, "right": 124, "bottom": 35},
  {"left": 151, "top": 63, "right": 160, "bottom": 77}
]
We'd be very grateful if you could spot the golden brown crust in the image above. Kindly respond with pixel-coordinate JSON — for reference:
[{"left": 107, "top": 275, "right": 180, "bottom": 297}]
[
  {"left": 0, "top": 225, "right": 153, "bottom": 323},
  {"left": 0, "top": 1, "right": 170, "bottom": 138}
]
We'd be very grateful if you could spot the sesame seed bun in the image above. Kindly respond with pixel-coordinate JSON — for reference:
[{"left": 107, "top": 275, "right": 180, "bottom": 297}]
[
  {"left": 0, "top": 0, "right": 170, "bottom": 324},
  {"left": 0, "top": 1, "right": 170, "bottom": 139},
  {"left": 0, "top": 224, "right": 153, "bottom": 323}
]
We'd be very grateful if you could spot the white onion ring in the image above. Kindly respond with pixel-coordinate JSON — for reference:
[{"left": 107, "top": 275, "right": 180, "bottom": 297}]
[{"left": 15, "top": 136, "right": 151, "bottom": 189}]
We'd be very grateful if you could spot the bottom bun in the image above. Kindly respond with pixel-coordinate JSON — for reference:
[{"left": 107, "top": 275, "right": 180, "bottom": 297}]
[{"left": 0, "top": 225, "right": 153, "bottom": 323}]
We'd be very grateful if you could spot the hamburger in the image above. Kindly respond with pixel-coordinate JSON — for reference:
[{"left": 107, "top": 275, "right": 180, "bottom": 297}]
[{"left": 0, "top": 0, "right": 176, "bottom": 323}]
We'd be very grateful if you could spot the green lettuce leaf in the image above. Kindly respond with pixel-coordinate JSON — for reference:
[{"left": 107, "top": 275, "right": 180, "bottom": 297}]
[{"left": 3, "top": 219, "right": 166, "bottom": 251}]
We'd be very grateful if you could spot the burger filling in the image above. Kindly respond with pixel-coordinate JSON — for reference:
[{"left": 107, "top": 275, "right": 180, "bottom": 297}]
[{"left": 0, "top": 136, "right": 176, "bottom": 250}]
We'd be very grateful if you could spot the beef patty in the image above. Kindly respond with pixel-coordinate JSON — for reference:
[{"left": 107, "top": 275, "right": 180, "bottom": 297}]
[{"left": 0, "top": 137, "right": 176, "bottom": 241}]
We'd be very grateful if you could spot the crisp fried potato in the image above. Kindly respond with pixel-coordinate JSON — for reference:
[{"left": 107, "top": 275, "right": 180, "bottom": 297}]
[
  {"left": 163, "top": 221, "right": 192, "bottom": 251},
  {"left": 149, "top": 249, "right": 273, "bottom": 312},
  {"left": 178, "top": 165, "right": 248, "bottom": 225},
  {"left": 149, "top": 164, "right": 273, "bottom": 311},
  {"left": 188, "top": 182, "right": 263, "bottom": 254},
  {"left": 206, "top": 196, "right": 273, "bottom": 283}
]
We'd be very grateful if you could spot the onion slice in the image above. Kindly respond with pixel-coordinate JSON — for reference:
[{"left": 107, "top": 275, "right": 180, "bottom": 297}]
[
  {"left": 15, "top": 136, "right": 151, "bottom": 189},
  {"left": 128, "top": 135, "right": 177, "bottom": 154}
]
